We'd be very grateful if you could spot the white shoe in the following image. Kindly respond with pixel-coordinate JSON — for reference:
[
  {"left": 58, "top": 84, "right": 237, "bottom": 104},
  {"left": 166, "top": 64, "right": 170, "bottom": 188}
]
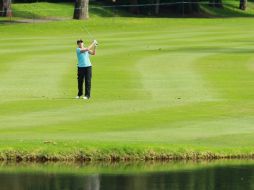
[
  {"left": 83, "top": 96, "right": 89, "bottom": 100},
  {"left": 75, "top": 96, "right": 80, "bottom": 99}
]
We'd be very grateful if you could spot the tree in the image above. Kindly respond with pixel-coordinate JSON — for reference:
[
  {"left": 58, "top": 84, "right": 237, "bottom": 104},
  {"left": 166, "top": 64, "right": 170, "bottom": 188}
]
[
  {"left": 1, "top": 0, "right": 12, "bottom": 17},
  {"left": 73, "top": 0, "right": 89, "bottom": 19},
  {"left": 239, "top": 0, "right": 247, "bottom": 10},
  {"left": 0, "top": 1, "right": 3, "bottom": 16},
  {"left": 155, "top": 0, "right": 160, "bottom": 14}
]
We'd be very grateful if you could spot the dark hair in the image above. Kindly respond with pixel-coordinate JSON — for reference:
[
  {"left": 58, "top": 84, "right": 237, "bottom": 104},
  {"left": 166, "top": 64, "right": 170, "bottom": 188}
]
[{"left": 77, "top": 39, "right": 83, "bottom": 44}]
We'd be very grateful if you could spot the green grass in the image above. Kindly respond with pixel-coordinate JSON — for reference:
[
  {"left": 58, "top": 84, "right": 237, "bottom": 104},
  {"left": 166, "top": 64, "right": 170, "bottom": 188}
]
[
  {"left": 11, "top": 2, "right": 73, "bottom": 19},
  {"left": 10, "top": 2, "right": 130, "bottom": 20},
  {"left": 0, "top": 3, "right": 254, "bottom": 161}
]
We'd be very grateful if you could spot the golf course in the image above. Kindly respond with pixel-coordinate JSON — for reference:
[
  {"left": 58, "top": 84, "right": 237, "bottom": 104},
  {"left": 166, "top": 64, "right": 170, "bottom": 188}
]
[{"left": 0, "top": 2, "right": 254, "bottom": 161}]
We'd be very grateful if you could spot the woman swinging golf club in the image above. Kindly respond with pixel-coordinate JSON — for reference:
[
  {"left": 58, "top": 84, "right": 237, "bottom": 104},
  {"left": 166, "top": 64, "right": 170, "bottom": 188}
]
[{"left": 76, "top": 39, "right": 98, "bottom": 100}]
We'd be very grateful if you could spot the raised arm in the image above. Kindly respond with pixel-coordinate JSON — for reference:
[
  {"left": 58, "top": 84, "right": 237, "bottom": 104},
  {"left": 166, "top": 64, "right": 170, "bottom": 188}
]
[
  {"left": 79, "top": 40, "right": 97, "bottom": 54},
  {"left": 80, "top": 47, "right": 89, "bottom": 53},
  {"left": 88, "top": 40, "right": 97, "bottom": 55}
]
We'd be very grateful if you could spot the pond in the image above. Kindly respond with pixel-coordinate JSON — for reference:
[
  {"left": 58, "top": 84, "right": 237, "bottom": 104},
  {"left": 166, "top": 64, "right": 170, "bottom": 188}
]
[{"left": 0, "top": 160, "right": 253, "bottom": 190}]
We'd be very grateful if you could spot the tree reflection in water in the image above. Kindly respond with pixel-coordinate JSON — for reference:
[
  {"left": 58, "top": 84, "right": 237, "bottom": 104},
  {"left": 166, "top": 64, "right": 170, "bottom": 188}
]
[{"left": 0, "top": 164, "right": 253, "bottom": 190}]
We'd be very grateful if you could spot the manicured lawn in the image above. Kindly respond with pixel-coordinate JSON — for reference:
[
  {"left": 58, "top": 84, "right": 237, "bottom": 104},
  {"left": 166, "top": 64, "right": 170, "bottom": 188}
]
[{"left": 0, "top": 3, "right": 253, "bottom": 161}]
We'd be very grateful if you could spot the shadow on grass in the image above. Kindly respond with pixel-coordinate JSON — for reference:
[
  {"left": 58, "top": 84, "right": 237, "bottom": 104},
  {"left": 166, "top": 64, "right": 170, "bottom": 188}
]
[
  {"left": 200, "top": 2, "right": 254, "bottom": 18},
  {"left": 0, "top": 19, "right": 26, "bottom": 25},
  {"left": 10, "top": 9, "right": 47, "bottom": 19}
]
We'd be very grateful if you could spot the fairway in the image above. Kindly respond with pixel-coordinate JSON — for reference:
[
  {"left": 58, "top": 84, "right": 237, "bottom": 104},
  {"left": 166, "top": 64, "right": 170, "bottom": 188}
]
[{"left": 0, "top": 14, "right": 254, "bottom": 160}]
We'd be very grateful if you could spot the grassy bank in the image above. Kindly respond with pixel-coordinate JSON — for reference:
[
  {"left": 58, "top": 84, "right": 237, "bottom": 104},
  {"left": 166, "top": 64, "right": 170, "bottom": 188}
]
[
  {"left": 0, "top": 3, "right": 254, "bottom": 162},
  {"left": 0, "top": 143, "right": 254, "bottom": 162}
]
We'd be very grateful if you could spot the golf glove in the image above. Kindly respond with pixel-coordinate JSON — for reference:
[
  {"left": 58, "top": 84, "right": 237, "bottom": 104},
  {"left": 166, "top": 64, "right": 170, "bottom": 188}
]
[{"left": 93, "top": 40, "right": 98, "bottom": 46}]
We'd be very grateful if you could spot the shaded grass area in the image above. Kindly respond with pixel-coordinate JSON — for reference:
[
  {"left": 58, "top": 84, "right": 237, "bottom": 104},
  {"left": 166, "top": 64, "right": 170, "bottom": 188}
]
[{"left": 200, "top": 0, "right": 254, "bottom": 17}]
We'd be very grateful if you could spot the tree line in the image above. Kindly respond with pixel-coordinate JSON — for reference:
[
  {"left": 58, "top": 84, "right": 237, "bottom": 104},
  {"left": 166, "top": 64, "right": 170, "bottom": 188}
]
[
  {"left": 74, "top": 0, "right": 248, "bottom": 19},
  {"left": 0, "top": 0, "right": 249, "bottom": 18}
]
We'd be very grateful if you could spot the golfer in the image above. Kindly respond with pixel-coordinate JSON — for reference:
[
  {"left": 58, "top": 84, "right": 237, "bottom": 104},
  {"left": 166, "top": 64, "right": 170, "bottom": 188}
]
[{"left": 76, "top": 39, "right": 97, "bottom": 99}]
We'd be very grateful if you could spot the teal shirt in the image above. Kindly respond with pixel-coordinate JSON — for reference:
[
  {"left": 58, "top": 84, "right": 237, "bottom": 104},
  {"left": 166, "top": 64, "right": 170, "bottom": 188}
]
[{"left": 76, "top": 48, "right": 92, "bottom": 67}]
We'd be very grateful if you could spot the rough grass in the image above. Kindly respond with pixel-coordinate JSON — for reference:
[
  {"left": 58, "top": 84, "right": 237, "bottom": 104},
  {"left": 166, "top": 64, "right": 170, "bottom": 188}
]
[{"left": 0, "top": 4, "right": 254, "bottom": 162}]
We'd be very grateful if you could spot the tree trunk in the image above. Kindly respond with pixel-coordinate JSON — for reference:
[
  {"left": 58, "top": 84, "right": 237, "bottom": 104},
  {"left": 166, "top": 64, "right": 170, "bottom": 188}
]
[
  {"left": 1, "top": 0, "right": 12, "bottom": 17},
  {"left": 0, "top": 1, "right": 3, "bottom": 16},
  {"left": 155, "top": 0, "right": 160, "bottom": 14},
  {"left": 73, "top": 0, "right": 89, "bottom": 20},
  {"left": 239, "top": 0, "right": 247, "bottom": 10},
  {"left": 129, "top": 0, "right": 139, "bottom": 14}
]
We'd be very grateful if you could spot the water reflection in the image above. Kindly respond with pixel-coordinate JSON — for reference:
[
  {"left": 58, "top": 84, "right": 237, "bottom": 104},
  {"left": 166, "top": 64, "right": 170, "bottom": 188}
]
[
  {"left": 0, "top": 161, "right": 253, "bottom": 190},
  {"left": 99, "top": 165, "right": 254, "bottom": 190},
  {"left": 0, "top": 174, "right": 100, "bottom": 190}
]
